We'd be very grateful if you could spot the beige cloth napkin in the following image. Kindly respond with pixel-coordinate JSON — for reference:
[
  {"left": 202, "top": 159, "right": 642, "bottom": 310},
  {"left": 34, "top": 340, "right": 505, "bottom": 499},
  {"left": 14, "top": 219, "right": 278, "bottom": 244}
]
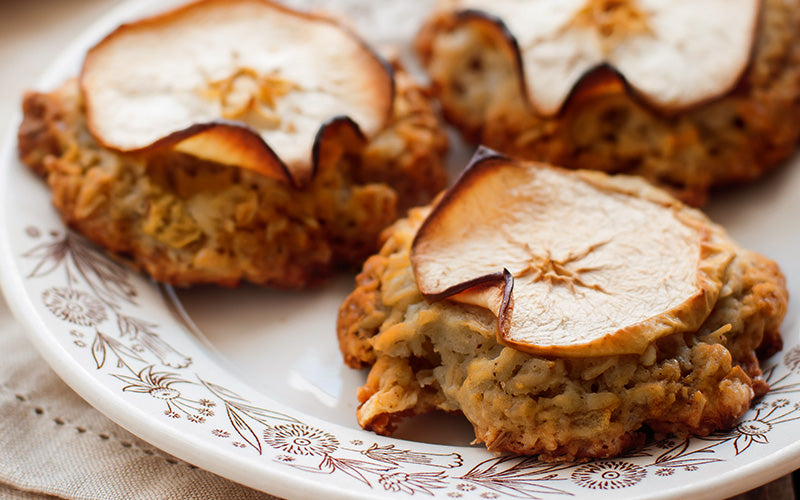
[{"left": 0, "top": 300, "right": 275, "bottom": 500}]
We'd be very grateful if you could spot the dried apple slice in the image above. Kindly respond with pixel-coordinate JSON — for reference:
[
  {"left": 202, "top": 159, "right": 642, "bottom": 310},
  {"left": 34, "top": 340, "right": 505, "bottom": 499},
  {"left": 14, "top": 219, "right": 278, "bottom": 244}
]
[
  {"left": 440, "top": 0, "right": 759, "bottom": 115},
  {"left": 410, "top": 150, "right": 733, "bottom": 357},
  {"left": 80, "top": 0, "right": 393, "bottom": 187}
]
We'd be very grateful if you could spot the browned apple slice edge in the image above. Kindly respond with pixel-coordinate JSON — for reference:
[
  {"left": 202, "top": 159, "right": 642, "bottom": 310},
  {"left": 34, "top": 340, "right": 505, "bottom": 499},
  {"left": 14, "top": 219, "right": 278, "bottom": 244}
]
[
  {"left": 80, "top": 0, "right": 395, "bottom": 188},
  {"left": 411, "top": 148, "right": 734, "bottom": 357},
  {"left": 436, "top": 6, "right": 760, "bottom": 117}
]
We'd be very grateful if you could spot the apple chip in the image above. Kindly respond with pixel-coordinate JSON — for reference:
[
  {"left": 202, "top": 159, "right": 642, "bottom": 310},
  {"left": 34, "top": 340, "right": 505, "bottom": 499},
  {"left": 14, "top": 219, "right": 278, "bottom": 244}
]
[
  {"left": 410, "top": 151, "right": 733, "bottom": 356},
  {"left": 439, "top": 0, "right": 759, "bottom": 114},
  {"left": 80, "top": 0, "right": 393, "bottom": 187}
]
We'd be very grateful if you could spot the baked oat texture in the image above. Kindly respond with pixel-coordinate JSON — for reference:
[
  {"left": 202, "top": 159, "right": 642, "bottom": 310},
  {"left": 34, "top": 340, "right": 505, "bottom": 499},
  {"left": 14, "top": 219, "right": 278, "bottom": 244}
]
[
  {"left": 17, "top": 68, "right": 448, "bottom": 287},
  {"left": 416, "top": 0, "right": 800, "bottom": 206},
  {"left": 337, "top": 172, "right": 788, "bottom": 460}
]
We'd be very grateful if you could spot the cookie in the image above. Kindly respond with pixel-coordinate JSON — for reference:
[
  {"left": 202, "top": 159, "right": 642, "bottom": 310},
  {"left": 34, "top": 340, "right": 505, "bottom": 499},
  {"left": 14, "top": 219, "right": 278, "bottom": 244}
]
[
  {"left": 18, "top": 0, "right": 448, "bottom": 287},
  {"left": 337, "top": 151, "right": 787, "bottom": 459},
  {"left": 416, "top": 0, "right": 800, "bottom": 205}
]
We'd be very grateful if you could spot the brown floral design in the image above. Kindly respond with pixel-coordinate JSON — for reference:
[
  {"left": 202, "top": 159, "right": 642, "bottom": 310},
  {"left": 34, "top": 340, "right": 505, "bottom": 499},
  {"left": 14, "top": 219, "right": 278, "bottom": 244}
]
[
  {"left": 264, "top": 424, "right": 339, "bottom": 456},
  {"left": 19, "top": 225, "right": 800, "bottom": 498},
  {"left": 378, "top": 471, "right": 448, "bottom": 495},
  {"left": 784, "top": 346, "right": 800, "bottom": 373},
  {"left": 571, "top": 461, "right": 646, "bottom": 489},
  {"left": 42, "top": 287, "right": 106, "bottom": 326}
]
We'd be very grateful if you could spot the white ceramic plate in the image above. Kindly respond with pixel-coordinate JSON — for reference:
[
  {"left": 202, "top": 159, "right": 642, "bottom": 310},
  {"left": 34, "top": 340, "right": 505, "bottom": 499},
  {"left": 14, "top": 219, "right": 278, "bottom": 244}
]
[{"left": 2, "top": 1, "right": 800, "bottom": 499}]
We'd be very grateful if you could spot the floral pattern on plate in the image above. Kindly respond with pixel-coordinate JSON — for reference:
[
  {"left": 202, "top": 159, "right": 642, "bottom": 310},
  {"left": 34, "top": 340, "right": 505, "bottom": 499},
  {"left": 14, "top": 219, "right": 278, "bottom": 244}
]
[{"left": 14, "top": 225, "right": 800, "bottom": 498}]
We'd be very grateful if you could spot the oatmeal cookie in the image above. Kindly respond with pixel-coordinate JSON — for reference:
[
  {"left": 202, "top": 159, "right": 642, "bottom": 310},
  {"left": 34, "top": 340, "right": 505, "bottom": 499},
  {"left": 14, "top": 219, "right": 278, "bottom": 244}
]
[
  {"left": 17, "top": 0, "right": 448, "bottom": 288},
  {"left": 416, "top": 0, "right": 800, "bottom": 205},
  {"left": 337, "top": 153, "right": 787, "bottom": 459}
]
